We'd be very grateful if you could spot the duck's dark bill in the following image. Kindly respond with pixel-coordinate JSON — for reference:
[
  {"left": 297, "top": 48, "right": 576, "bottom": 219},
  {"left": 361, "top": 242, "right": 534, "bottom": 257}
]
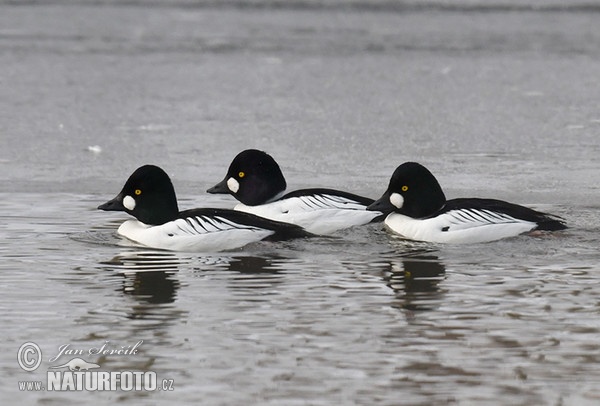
[
  {"left": 367, "top": 195, "right": 395, "bottom": 214},
  {"left": 206, "top": 179, "right": 229, "bottom": 194},
  {"left": 98, "top": 194, "right": 125, "bottom": 211}
]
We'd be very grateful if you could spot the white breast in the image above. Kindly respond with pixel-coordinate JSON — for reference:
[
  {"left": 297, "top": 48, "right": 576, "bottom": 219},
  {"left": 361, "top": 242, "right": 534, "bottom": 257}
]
[
  {"left": 384, "top": 209, "right": 537, "bottom": 244},
  {"left": 234, "top": 194, "right": 381, "bottom": 235},
  {"left": 117, "top": 218, "right": 274, "bottom": 252}
]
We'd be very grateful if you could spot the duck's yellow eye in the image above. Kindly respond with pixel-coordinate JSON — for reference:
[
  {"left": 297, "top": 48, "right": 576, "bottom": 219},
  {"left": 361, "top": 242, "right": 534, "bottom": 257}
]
[
  {"left": 401, "top": 185, "right": 409, "bottom": 192},
  {"left": 238, "top": 171, "right": 245, "bottom": 178},
  {"left": 134, "top": 189, "right": 142, "bottom": 195}
]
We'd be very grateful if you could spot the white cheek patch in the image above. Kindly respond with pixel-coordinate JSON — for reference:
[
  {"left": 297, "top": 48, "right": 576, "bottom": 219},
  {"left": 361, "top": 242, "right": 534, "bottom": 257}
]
[
  {"left": 123, "top": 195, "right": 136, "bottom": 211},
  {"left": 227, "top": 177, "right": 240, "bottom": 194},
  {"left": 389, "top": 192, "right": 404, "bottom": 209}
]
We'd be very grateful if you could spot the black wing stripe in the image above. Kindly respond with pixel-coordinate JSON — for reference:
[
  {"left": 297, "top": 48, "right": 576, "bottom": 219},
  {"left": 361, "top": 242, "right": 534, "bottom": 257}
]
[
  {"left": 194, "top": 216, "right": 208, "bottom": 232},
  {"left": 314, "top": 195, "right": 328, "bottom": 206},
  {"left": 452, "top": 210, "right": 476, "bottom": 223},
  {"left": 185, "top": 217, "right": 201, "bottom": 234},
  {"left": 468, "top": 209, "right": 492, "bottom": 223},
  {"left": 480, "top": 209, "right": 519, "bottom": 223},
  {"left": 324, "top": 194, "right": 366, "bottom": 207},
  {"left": 448, "top": 210, "right": 490, "bottom": 224},
  {"left": 481, "top": 209, "right": 511, "bottom": 222},
  {"left": 297, "top": 194, "right": 368, "bottom": 210},
  {"left": 203, "top": 216, "right": 223, "bottom": 231},
  {"left": 214, "top": 216, "right": 242, "bottom": 230},
  {"left": 312, "top": 196, "right": 325, "bottom": 208},
  {"left": 189, "top": 217, "right": 205, "bottom": 233},
  {"left": 178, "top": 215, "right": 263, "bottom": 235},
  {"left": 212, "top": 216, "right": 235, "bottom": 228},
  {"left": 448, "top": 208, "right": 522, "bottom": 226},
  {"left": 305, "top": 196, "right": 321, "bottom": 209},
  {"left": 216, "top": 216, "right": 262, "bottom": 231},
  {"left": 322, "top": 195, "right": 339, "bottom": 203},
  {"left": 457, "top": 210, "right": 476, "bottom": 222},
  {"left": 195, "top": 216, "right": 219, "bottom": 233}
]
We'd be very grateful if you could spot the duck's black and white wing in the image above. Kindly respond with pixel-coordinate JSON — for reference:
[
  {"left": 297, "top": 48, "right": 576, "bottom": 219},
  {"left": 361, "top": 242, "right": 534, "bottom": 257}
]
[
  {"left": 438, "top": 207, "right": 530, "bottom": 232},
  {"left": 235, "top": 189, "right": 383, "bottom": 235},
  {"left": 282, "top": 188, "right": 376, "bottom": 210},
  {"left": 385, "top": 198, "right": 565, "bottom": 244},
  {"left": 117, "top": 208, "right": 309, "bottom": 252},
  {"left": 439, "top": 199, "right": 566, "bottom": 231}
]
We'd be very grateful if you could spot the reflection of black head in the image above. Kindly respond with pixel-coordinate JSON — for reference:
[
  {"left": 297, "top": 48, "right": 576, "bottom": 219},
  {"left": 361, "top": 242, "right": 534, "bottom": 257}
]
[
  {"left": 225, "top": 256, "right": 287, "bottom": 295},
  {"left": 385, "top": 256, "right": 446, "bottom": 311},
  {"left": 122, "top": 271, "right": 179, "bottom": 304},
  {"left": 401, "top": 259, "right": 446, "bottom": 293},
  {"left": 228, "top": 256, "right": 275, "bottom": 274},
  {"left": 103, "top": 252, "right": 181, "bottom": 304}
]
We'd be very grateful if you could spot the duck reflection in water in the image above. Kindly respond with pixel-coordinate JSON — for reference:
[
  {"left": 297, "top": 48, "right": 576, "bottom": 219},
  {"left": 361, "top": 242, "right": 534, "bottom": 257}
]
[
  {"left": 101, "top": 251, "right": 182, "bottom": 306},
  {"left": 224, "top": 256, "right": 287, "bottom": 298},
  {"left": 121, "top": 270, "right": 180, "bottom": 305},
  {"left": 227, "top": 255, "right": 280, "bottom": 274},
  {"left": 383, "top": 253, "right": 446, "bottom": 312}
]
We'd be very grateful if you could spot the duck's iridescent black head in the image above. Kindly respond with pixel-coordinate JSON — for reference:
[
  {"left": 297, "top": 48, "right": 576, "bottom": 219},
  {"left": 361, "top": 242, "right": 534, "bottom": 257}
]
[
  {"left": 207, "top": 149, "right": 287, "bottom": 206},
  {"left": 98, "top": 165, "right": 179, "bottom": 225},
  {"left": 367, "top": 162, "right": 447, "bottom": 218}
]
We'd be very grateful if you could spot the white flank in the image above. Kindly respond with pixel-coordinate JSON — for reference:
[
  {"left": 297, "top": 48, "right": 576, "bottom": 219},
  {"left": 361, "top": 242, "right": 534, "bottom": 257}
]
[
  {"left": 123, "top": 195, "right": 136, "bottom": 211},
  {"left": 117, "top": 218, "right": 274, "bottom": 252},
  {"left": 234, "top": 193, "right": 381, "bottom": 235},
  {"left": 384, "top": 208, "right": 537, "bottom": 244}
]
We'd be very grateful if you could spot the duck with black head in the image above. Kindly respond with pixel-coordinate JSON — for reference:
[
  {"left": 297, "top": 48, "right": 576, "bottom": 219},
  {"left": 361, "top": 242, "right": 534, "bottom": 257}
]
[{"left": 368, "top": 162, "right": 566, "bottom": 244}]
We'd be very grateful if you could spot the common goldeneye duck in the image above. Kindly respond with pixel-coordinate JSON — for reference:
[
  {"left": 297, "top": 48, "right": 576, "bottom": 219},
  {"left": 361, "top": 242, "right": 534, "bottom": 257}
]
[
  {"left": 367, "top": 162, "right": 566, "bottom": 244},
  {"left": 206, "top": 149, "right": 384, "bottom": 235},
  {"left": 98, "top": 165, "right": 310, "bottom": 252}
]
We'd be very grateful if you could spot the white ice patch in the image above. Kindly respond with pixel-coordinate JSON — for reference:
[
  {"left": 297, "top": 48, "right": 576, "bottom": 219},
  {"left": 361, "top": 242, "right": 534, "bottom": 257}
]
[
  {"left": 389, "top": 193, "right": 404, "bottom": 209},
  {"left": 86, "top": 145, "right": 102, "bottom": 154},
  {"left": 227, "top": 177, "right": 240, "bottom": 193},
  {"left": 123, "top": 195, "right": 136, "bottom": 211}
]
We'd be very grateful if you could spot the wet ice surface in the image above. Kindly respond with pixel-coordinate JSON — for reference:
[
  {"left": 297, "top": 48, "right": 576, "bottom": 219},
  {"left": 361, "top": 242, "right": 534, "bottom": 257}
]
[{"left": 1, "top": 1, "right": 600, "bottom": 405}]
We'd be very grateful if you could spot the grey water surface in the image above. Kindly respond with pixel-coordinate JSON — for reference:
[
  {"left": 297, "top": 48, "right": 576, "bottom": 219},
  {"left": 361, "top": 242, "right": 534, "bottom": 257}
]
[{"left": 1, "top": 1, "right": 599, "bottom": 405}]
